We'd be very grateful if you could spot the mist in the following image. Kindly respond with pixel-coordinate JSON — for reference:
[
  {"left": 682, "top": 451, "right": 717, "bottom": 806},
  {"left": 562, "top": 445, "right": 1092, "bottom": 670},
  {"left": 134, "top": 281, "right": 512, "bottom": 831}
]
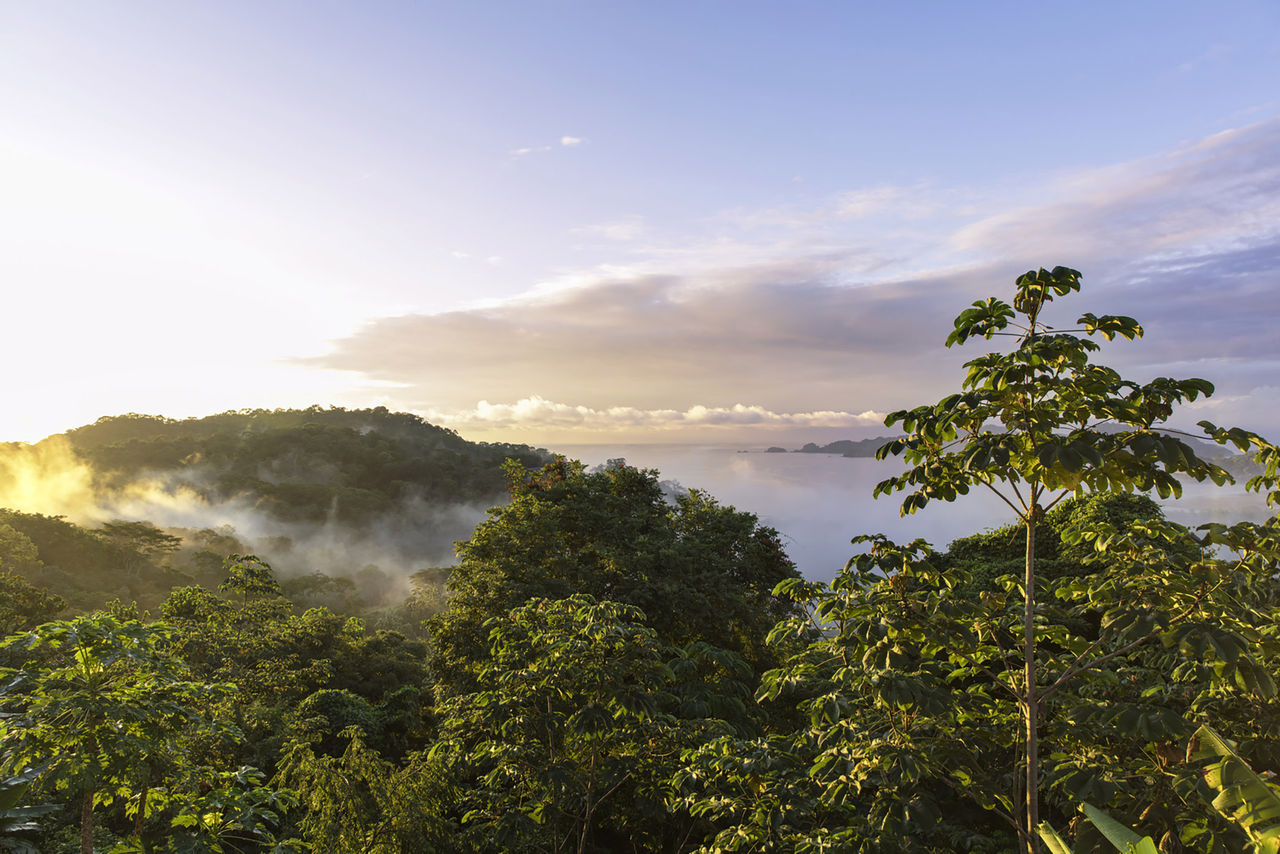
[
  {"left": 561, "top": 444, "right": 1277, "bottom": 581},
  {"left": 0, "top": 435, "right": 499, "bottom": 607}
]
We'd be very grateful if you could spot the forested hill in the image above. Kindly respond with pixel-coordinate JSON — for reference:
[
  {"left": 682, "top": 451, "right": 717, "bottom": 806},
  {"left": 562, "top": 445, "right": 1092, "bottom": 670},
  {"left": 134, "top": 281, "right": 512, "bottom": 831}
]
[
  {"left": 59, "top": 406, "right": 550, "bottom": 524},
  {"left": 0, "top": 407, "right": 550, "bottom": 613}
]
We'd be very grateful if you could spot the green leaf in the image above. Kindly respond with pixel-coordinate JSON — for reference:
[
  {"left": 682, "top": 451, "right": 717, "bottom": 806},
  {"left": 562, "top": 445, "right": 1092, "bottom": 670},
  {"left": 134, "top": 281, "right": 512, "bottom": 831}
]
[
  {"left": 1080, "top": 803, "right": 1159, "bottom": 853},
  {"left": 1037, "top": 822, "right": 1075, "bottom": 854},
  {"left": 1191, "top": 726, "right": 1280, "bottom": 850}
]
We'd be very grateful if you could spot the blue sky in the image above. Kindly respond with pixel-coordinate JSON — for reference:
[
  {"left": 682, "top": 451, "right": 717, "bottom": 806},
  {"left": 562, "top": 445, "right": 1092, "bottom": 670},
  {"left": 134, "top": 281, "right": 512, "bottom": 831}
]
[{"left": 2, "top": 1, "right": 1278, "bottom": 444}]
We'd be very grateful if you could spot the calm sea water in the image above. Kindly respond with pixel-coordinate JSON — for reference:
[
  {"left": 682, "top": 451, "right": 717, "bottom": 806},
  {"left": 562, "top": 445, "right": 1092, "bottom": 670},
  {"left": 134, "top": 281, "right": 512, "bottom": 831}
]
[{"left": 556, "top": 444, "right": 1274, "bottom": 581}]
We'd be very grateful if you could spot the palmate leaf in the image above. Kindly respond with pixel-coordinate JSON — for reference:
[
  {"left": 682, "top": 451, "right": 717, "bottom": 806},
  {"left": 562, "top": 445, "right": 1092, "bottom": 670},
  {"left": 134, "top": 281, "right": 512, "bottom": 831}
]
[{"left": 1191, "top": 726, "right": 1280, "bottom": 853}]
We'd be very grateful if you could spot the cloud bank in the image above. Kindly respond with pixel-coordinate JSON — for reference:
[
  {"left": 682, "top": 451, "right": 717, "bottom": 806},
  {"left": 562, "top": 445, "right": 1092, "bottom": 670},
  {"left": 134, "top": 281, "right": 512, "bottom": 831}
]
[
  {"left": 317, "top": 118, "right": 1280, "bottom": 442},
  {"left": 426, "top": 397, "right": 884, "bottom": 435}
]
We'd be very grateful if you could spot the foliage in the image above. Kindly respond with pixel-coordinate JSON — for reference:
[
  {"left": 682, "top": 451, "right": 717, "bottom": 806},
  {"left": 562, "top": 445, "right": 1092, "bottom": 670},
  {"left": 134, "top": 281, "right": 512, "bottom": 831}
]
[
  {"left": 62, "top": 406, "right": 550, "bottom": 525},
  {"left": 1039, "top": 726, "right": 1280, "bottom": 854},
  {"left": 284, "top": 686, "right": 424, "bottom": 761},
  {"left": 159, "top": 583, "right": 429, "bottom": 771},
  {"left": 679, "top": 536, "right": 1016, "bottom": 853},
  {"left": 0, "top": 510, "right": 176, "bottom": 613},
  {"left": 1039, "top": 803, "right": 1161, "bottom": 854},
  {"left": 1190, "top": 726, "right": 1280, "bottom": 852},
  {"left": 0, "top": 765, "right": 59, "bottom": 854},
  {"left": 434, "top": 595, "right": 742, "bottom": 853},
  {"left": 429, "top": 458, "right": 799, "bottom": 697},
  {"left": 277, "top": 728, "right": 454, "bottom": 853},
  {"left": 130, "top": 764, "right": 301, "bottom": 854},
  {"left": 97, "top": 521, "right": 182, "bottom": 576},
  {"left": 869, "top": 265, "right": 1279, "bottom": 850},
  {"left": 0, "top": 615, "right": 229, "bottom": 854},
  {"left": 0, "top": 526, "right": 41, "bottom": 578},
  {"left": 674, "top": 508, "right": 1280, "bottom": 852},
  {"left": 218, "top": 554, "right": 282, "bottom": 602},
  {"left": 0, "top": 573, "right": 64, "bottom": 636}
]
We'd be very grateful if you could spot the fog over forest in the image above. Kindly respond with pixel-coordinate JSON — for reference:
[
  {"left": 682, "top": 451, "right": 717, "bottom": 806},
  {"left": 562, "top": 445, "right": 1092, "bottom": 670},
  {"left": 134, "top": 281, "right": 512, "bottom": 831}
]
[{"left": 0, "top": 409, "right": 550, "bottom": 609}]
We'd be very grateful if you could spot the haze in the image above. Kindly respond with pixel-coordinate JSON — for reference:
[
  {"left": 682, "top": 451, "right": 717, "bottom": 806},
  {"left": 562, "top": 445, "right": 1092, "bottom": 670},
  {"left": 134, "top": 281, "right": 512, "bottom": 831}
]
[{"left": 4, "top": 2, "right": 1279, "bottom": 445}]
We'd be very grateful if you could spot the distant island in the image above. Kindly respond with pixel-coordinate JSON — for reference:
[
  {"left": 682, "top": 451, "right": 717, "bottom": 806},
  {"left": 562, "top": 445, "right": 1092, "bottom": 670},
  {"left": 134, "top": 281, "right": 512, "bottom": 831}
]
[
  {"left": 757, "top": 431, "right": 1262, "bottom": 471},
  {"left": 748, "top": 438, "right": 900, "bottom": 456},
  {"left": 794, "top": 437, "right": 897, "bottom": 457}
]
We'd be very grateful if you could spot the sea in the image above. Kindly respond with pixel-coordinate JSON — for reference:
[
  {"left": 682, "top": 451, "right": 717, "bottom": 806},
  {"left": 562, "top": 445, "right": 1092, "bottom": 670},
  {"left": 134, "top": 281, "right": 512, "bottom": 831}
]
[{"left": 555, "top": 444, "right": 1274, "bottom": 581}]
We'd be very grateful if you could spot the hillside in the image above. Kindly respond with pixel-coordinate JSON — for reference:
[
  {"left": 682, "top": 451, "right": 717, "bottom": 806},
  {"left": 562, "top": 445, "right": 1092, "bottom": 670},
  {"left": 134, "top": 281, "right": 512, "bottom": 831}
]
[
  {"left": 62, "top": 406, "right": 549, "bottom": 523},
  {"left": 0, "top": 407, "right": 551, "bottom": 613}
]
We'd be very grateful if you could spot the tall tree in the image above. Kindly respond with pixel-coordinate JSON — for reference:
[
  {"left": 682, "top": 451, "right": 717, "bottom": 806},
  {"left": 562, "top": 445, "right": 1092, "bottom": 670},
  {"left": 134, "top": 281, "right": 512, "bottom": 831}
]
[{"left": 873, "top": 266, "right": 1280, "bottom": 851}]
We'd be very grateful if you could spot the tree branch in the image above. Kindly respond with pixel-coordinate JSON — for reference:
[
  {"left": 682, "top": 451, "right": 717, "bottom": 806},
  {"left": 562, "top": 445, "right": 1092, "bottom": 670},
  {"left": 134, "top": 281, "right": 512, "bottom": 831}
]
[
  {"left": 1040, "top": 489, "right": 1074, "bottom": 514},
  {"left": 1040, "top": 594, "right": 1206, "bottom": 703},
  {"left": 983, "top": 482, "right": 1027, "bottom": 520}
]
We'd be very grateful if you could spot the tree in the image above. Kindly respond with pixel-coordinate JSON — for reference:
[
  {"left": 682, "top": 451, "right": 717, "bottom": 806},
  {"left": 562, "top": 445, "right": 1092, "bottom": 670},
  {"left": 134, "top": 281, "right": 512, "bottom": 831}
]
[
  {"left": 871, "top": 266, "right": 1280, "bottom": 851},
  {"left": 434, "top": 595, "right": 747, "bottom": 853},
  {"left": 160, "top": 583, "right": 429, "bottom": 771},
  {"left": 0, "top": 615, "right": 225, "bottom": 854},
  {"left": 96, "top": 520, "right": 181, "bottom": 578},
  {"left": 0, "top": 574, "right": 63, "bottom": 636},
  {"left": 277, "top": 727, "right": 455, "bottom": 853},
  {"left": 0, "top": 526, "right": 42, "bottom": 579},
  {"left": 429, "top": 458, "right": 799, "bottom": 697},
  {"left": 671, "top": 490, "right": 1280, "bottom": 852},
  {"left": 218, "top": 554, "right": 282, "bottom": 602}
]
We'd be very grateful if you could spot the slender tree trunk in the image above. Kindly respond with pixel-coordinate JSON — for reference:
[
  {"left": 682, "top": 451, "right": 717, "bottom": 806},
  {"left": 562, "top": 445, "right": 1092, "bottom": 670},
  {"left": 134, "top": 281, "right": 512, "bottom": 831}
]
[
  {"left": 80, "top": 785, "right": 95, "bottom": 854},
  {"left": 1023, "top": 508, "right": 1040, "bottom": 854},
  {"left": 80, "top": 728, "right": 101, "bottom": 854}
]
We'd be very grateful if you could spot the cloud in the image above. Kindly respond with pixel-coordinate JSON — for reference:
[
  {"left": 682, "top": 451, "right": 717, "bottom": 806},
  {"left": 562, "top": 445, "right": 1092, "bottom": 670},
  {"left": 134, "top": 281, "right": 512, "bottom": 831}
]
[
  {"left": 510, "top": 136, "right": 584, "bottom": 157},
  {"left": 1177, "top": 43, "right": 1235, "bottom": 74},
  {"left": 310, "top": 256, "right": 982, "bottom": 423},
  {"left": 426, "top": 396, "right": 884, "bottom": 433},
  {"left": 951, "top": 120, "right": 1280, "bottom": 267},
  {"left": 316, "top": 117, "right": 1280, "bottom": 439},
  {"left": 833, "top": 185, "right": 942, "bottom": 220},
  {"left": 571, "top": 216, "right": 646, "bottom": 241}
]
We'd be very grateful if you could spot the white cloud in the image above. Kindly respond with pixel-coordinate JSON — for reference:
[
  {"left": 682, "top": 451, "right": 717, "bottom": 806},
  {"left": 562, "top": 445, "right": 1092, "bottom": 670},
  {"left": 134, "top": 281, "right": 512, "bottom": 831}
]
[
  {"left": 510, "top": 136, "right": 584, "bottom": 157},
  {"left": 571, "top": 217, "right": 646, "bottom": 241},
  {"left": 425, "top": 396, "right": 884, "bottom": 433}
]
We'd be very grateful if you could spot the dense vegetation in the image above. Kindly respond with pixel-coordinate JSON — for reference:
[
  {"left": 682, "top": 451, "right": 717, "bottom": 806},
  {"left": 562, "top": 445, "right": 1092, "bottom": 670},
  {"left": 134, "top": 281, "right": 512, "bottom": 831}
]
[
  {"left": 2, "top": 270, "right": 1280, "bottom": 853},
  {"left": 0, "top": 407, "right": 550, "bottom": 614},
  {"left": 63, "top": 406, "right": 550, "bottom": 524}
]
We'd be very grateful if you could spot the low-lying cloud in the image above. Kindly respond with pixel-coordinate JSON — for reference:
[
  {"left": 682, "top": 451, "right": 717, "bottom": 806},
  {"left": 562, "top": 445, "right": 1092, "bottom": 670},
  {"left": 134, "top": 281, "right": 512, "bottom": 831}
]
[
  {"left": 0, "top": 438, "right": 488, "bottom": 603},
  {"left": 427, "top": 396, "right": 884, "bottom": 434}
]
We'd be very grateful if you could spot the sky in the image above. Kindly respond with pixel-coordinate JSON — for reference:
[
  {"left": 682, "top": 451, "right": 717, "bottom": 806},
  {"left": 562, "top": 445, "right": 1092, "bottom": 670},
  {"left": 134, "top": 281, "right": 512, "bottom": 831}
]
[{"left": 3, "top": 1, "right": 1278, "bottom": 447}]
